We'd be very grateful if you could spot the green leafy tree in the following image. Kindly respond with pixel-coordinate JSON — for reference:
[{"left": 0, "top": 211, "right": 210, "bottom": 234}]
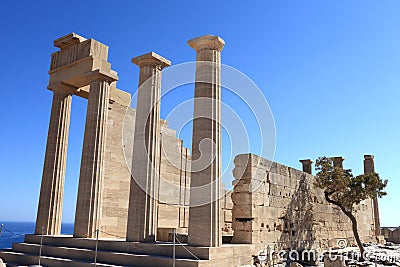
[{"left": 314, "top": 157, "right": 388, "bottom": 260}]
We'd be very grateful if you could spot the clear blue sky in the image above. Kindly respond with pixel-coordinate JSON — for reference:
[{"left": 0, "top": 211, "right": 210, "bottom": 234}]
[{"left": 0, "top": 1, "right": 398, "bottom": 227}]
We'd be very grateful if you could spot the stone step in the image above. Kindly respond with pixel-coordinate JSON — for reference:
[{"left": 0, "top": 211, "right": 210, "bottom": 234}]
[
  {"left": 0, "top": 250, "right": 124, "bottom": 267},
  {"left": 11, "top": 243, "right": 203, "bottom": 267},
  {"left": 16, "top": 235, "right": 255, "bottom": 266},
  {"left": 23, "top": 235, "right": 244, "bottom": 261},
  {"left": 4, "top": 263, "right": 28, "bottom": 267}
]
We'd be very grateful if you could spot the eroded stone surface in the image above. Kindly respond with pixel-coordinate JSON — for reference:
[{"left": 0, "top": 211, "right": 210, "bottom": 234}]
[{"left": 231, "top": 153, "right": 377, "bottom": 250}]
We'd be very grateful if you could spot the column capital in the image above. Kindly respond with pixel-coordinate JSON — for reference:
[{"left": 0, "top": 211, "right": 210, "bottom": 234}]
[
  {"left": 333, "top": 156, "right": 345, "bottom": 169},
  {"left": 188, "top": 35, "right": 225, "bottom": 52},
  {"left": 299, "top": 159, "right": 314, "bottom": 164},
  {"left": 84, "top": 69, "right": 119, "bottom": 84},
  {"left": 132, "top": 52, "right": 171, "bottom": 69},
  {"left": 364, "top": 154, "right": 374, "bottom": 160},
  {"left": 47, "top": 82, "right": 77, "bottom": 94},
  {"left": 299, "top": 159, "right": 313, "bottom": 174}
]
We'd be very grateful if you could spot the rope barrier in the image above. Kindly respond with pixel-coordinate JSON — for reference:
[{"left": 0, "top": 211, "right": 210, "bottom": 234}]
[
  {"left": 0, "top": 225, "right": 26, "bottom": 238},
  {"left": 173, "top": 233, "right": 200, "bottom": 260},
  {"left": 38, "top": 226, "right": 44, "bottom": 267},
  {"left": 173, "top": 229, "right": 176, "bottom": 267},
  {"left": 94, "top": 229, "right": 99, "bottom": 267},
  {"left": 98, "top": 230, "right": 125, "bottom": 239},
  {"left": 91, "top": 228, "right": 202, "bottom": 262}
]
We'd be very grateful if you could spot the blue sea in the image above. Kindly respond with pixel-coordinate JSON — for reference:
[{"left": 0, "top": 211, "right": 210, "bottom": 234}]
[{"left": 0, "top": 222, "right": 74, "bottom": 249}]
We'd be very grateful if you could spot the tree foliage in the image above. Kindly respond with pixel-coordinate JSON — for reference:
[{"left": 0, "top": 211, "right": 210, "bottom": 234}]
[{"left": 314, "top": 156, "right": 388, "bottom": 260}]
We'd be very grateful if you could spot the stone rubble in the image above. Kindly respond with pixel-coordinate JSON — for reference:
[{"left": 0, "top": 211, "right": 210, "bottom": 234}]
[
  {"left": 249, "top": 244, "right": 400, "bottom": 267},
  {"left": 322, "top": 244, "right": 400, "bottom": 267}
]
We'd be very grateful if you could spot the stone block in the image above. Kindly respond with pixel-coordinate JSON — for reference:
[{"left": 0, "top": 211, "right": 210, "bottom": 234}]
[
  {"left": 232, "top": 204, "right": 256, "bottom": 219},
  {"left": 233, "top": 218, "right": 260, "bottom": 231},
  {"left": 233, "top": 154, "right": 252, "bottom": 168},
  {"left": 231, "top": 192, "right": 265, "bottom": 206},
  {"left": 232, "top": 229, "right": 261, "bottom": 244},
  {"left": 224, "top": 210, "right": 233, "bottom": 223}
]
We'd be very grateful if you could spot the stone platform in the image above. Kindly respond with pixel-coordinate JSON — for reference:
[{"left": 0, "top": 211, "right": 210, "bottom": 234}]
[{"left": 0, "top": 235, "right": 255, "bottom": 267}]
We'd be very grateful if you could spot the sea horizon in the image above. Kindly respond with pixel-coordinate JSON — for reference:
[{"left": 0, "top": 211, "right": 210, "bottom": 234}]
[{"left": 0, "top": 221, "right": 74, "bottom": 249}]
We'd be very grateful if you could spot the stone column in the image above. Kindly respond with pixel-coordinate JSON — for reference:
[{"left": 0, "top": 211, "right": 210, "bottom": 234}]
[
  {"left": 364, "top": 155, "right": 375, "bottom": 174},
  {"left": 187, "top": 35, "right": 225, "bottom": 247},
  {"left": 333, "top": 156, "right": 345, "bottom": 169},
  {"left": 126, "top": 52, "right": 171, "bottom": 242},
  {"left": 36, "top": 84, "right": 73, "bottom": 235},
  {"left": 364, "top": 155, "right": 381, "bottom": 236},
  {"left": 74, "top": 71, "right": 117, "bottom": 238},
  {"left": 299, "top": 159, "right": 313, "bottom": 174}
]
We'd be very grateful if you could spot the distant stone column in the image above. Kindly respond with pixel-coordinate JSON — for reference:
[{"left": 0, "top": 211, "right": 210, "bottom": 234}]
[
  {"left": 299, "top": 159, "right": 313, "bottom": 174},
  {"left": 126, "top": 52, "right": 171, "bottom": 242},
  {"left": 364, "top": 155, "right": 381, "bottom": 236},
  {"left": 188, "top": 35, "right": 225, "bottom": 247},
  {"left": 36, "top": 84, "right": 74, "bottom": 235},
  {"left": 333, "top": 156, "right": 345, "bottom": 169},
  {"left": 74, "top": 71, "right": 117, "bottom": 238},
  {"left": 364, "top": 155, "right": 375, "bottom": 174}
]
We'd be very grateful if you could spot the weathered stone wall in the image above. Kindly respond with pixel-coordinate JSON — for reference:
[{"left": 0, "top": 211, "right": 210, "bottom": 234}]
[
  {"left": 157, "top": 121, "right": 191, "bottom": 238},
  {"left": 382, "top": 227, "right": 400, "bottom": 244},
  {"left": 100, "top": 86, "right": 133, "bottom": 238},
  {"left": 100, "top": 92, "right": 193, "bottom": 239},
  {"left": 231, "top": 153, "right": 376, "bottom": 250},
  {"left": 91, "top": 89, "right": 235, "bottom": 239}
]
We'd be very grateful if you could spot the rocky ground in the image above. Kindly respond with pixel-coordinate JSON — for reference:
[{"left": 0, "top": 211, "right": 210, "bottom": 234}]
[{"left": 330, "top": 243, "right": 400, "bottom": 267}]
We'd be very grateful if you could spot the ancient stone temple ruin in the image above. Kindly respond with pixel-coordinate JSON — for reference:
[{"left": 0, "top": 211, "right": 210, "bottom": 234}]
[{"left": 0, "top": 33, "right": 383, "bottom": 267}]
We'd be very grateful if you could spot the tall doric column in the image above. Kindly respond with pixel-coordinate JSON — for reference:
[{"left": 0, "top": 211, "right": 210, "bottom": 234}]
[
  {"left": 126, "top": 52, "right": 170, "bottom": 242},
  {"left": 364, "top": 155, "right": 381, "bottom": 236},
  {"left": 299, "top": 159, "right": 313, "bottom": 174},
  {"left": 187, "top": 35, "right": 225, "bottom": 247},
  {"left": 74, "top": 71, "right": 117, "bottom": 238},
  {"left": 36, "top": 84, "right": 74, "bottom": 235}
]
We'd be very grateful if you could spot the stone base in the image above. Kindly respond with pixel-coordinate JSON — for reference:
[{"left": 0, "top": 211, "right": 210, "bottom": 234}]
[
  {"left": 0, "top": 235, "right": 256, "bottom": 267},
  {"left": 156, "top": 227, "right": 188, "bottom": 242}
]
